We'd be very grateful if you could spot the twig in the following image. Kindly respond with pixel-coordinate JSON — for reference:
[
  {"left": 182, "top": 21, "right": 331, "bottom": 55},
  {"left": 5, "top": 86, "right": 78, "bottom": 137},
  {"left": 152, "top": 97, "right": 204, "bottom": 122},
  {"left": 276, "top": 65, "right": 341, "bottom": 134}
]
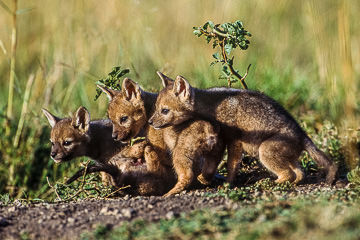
[
  {"left": 104, "top": 185, "right": 131, "bottom": 199},
  {"left": 64, "top": 160, "right": 90, "bottom": 201},
  {"left": 46, "top": 176, "right": 63, "bottom": 201},
  {"left": 220, "top": 40, "right": 249, "bottom": 89}
]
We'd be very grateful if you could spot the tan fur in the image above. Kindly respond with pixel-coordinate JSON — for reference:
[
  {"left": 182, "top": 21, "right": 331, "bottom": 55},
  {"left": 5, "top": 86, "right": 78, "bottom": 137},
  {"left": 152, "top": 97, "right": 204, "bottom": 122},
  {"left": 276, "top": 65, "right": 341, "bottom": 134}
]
[
  {"left": 42, "top": 107, "right": 172, "bottom": 195},
  {"left": 99, "top": 77, "right": 224, "bottom": 196},
  {"left": 149, "top": 73, "right": 338, "bottom": 185},
  {"left": 161, "top": 120, "right": 223, "bottom": 197}
]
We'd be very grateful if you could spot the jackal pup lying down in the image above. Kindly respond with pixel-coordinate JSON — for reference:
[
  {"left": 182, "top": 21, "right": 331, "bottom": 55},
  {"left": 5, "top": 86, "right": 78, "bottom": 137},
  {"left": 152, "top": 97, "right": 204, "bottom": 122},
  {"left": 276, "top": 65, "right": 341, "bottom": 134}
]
[
  {"left": 98, "top": 77, "right": 224, "bottom": 197},
  {"left": 42, "top": 106, "right": 174, "bottom": 195},
  {"left": 149, "top": 73, "right": 338, "bottom": 184}
]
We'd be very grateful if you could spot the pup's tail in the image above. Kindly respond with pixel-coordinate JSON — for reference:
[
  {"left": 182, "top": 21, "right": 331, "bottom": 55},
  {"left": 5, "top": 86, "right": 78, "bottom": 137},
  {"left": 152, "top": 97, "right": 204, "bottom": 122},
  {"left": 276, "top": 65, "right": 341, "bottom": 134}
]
[{"left": 304, "top": 137, "right": 338, "bottom": 184}]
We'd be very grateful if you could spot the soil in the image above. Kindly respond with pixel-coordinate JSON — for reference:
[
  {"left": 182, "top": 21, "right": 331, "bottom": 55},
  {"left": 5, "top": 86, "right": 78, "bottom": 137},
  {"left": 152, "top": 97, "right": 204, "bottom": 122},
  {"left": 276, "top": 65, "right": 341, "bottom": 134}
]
[
  {"left": 0, "top": 173, "right": 348, "bottom": 240},
  {"left": 0, "top": 188, "right": 231, "bottom": 240}
]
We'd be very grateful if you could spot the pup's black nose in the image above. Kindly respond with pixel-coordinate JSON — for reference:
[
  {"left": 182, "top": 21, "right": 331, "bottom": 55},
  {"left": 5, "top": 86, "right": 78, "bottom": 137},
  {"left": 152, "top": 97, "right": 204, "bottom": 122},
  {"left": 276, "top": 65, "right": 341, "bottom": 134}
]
[
  {"left": 50, "top": 152, "right": 56, "bottom": 158},
  {"left": 148, "top": 119, "right": 153, "bottom": 125}
]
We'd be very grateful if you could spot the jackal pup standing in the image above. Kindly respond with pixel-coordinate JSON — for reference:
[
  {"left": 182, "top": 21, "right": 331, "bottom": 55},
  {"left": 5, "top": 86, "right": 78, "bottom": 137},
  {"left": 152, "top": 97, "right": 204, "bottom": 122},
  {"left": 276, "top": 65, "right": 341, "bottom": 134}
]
[
  {"left": 149, "top": 73, "right": 337, "bottom": 184},
  {"left": 98, "top": 77, "right": 224, "bottom": 196}
]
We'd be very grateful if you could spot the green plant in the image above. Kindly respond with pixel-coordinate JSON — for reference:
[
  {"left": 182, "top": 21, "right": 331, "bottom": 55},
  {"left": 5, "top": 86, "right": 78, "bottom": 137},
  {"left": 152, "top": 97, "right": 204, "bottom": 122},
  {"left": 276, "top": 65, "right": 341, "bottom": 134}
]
[
  {"left": 300, "top": 121, "right": 347, "bottom": 177},
  {"left": 0, "top": 193, "right": 12, "bottom": 205},
  {"left": 193, "top": 20, "right": 252, "bottom": 88},
  {"left": 46, "top": 162, "right": 129, "bottom": 202},
  {"left": 347, "top": 166, "right": 360, "bottom": 185},
  {"left": 94, "top": 66, "right": 130, "bottom": 100}
]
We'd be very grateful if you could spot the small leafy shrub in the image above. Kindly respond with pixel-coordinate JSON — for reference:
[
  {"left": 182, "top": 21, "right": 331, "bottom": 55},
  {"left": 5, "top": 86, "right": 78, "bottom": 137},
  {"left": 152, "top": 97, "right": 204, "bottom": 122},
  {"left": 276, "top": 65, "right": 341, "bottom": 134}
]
[
  {"left": 0, "top": 193, "right": 12, "bottom": 205},
  {"left": 193, "top": 20, "right": 252, "bottom": 87},
  {"left": 300, "top": 121, "right": 347, "bottom": 177},
  {"left": 347, "top": 166, "right": 360, "bottom": 185},
  {"left": 94, "top": 66, "right": 130, "bottom": 100}
]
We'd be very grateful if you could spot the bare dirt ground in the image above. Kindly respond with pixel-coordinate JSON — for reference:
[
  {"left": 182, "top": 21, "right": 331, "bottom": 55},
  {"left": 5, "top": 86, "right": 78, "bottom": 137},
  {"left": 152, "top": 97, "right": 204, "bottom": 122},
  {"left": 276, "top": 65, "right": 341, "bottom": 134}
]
[
  {"left": 0, "top": 188, "right": 232, "bottom": 240},
  {"left": 0, "top": 178, "right": 348, "bottom": 240}
]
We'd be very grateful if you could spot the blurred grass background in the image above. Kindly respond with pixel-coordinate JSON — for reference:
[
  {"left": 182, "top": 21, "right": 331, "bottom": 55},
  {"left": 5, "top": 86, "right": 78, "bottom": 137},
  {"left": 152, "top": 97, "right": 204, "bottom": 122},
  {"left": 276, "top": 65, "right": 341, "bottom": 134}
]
[{"left": 0, "top": 0, "right": 359, "bottom": 198}]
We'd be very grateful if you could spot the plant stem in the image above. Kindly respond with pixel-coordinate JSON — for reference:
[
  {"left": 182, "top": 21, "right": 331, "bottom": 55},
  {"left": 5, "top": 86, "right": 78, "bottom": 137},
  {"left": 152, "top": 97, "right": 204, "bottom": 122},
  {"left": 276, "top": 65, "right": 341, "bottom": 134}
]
[
  {"left": 5, "top": 0, "right": 18, "bottom": 136},
  {"left": 13, "top": 74, "right": 35, "bottom": 148},
  {"left": 220, "top": 40, "right": 248, "bottom": 89}
]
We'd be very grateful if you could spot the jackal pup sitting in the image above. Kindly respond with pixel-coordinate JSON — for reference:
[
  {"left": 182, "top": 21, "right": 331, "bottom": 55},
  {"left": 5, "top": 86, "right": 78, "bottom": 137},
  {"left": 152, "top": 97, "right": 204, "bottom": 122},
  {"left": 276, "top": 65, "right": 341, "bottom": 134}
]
[
  {"left": 149, "top": 73, "right": 338, "bottom": 184},
  {"left": 42, "top": 106, "right": 173, "bottom": 195},
  {"left": 98, "top": 76, "right": 224, "bottom": 197}
]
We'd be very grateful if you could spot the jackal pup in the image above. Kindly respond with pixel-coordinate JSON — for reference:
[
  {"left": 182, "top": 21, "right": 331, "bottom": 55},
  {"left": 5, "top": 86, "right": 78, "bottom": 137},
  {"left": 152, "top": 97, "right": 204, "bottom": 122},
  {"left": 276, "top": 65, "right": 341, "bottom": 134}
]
[
  {"left": 98, "top": 77, "right": 224, "bottom": 196},
  {"left": 149, "top": 73, "right": 337, "bottom": 184},
  {"left": 42, "top": 106, "right": 173, "bottom": 195}
]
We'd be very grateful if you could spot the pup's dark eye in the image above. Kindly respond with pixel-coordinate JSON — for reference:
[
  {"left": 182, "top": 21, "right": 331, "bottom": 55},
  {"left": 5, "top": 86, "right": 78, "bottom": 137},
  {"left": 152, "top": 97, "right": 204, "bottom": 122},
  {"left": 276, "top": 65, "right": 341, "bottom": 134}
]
[
  {"left": 63, "top": 141, "right": 72, "bottom": 146},
  {"left": 120, "top": 116, "right": 128, "bottom": 123},
  {"left": 161, "top": 109, "right": 169, "bottom": 115}
]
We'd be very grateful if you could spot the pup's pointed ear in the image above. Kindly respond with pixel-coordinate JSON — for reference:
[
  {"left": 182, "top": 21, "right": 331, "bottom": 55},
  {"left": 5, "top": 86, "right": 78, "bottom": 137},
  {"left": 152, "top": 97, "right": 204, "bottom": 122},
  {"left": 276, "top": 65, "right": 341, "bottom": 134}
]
[
  {"left": 122, "top": 78, "right": 142, "bottom": 101},
  {"left": 174, "top": 75, "right": 193, "bottom": 102},
  {"left": 96, "top": 85, "right": 118, "bottom": 101},
  {"left": 72, "top": 106, "right": 90, "bottom": 133},
  {"left": 42, "top": 108, "right": 60, "bottom": 128},
  {"left": 156, "top": 71, "right": 174, "bottom": 87}
]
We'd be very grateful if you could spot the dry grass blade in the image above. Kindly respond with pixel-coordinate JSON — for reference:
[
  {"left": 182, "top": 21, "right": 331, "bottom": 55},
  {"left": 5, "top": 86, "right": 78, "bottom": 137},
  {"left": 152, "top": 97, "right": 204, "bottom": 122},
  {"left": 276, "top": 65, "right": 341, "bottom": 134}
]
[
  {"left": 5, "top": 0, "right": 17, "bottom": 136},
  {"left": 46, "top": 176, "right": 63, "bottom": 201},
  {"left": 104, "top": 185, "right": 131, "bottom": 199},
  {"left": 64, "top": 160, "right": 91, "bottom": 201},
  {"left": 0, "top": 0, "right": 12, "bottom": 15},
  {"left": 13, "top": 74, "right": 35, "bottom": 148}
]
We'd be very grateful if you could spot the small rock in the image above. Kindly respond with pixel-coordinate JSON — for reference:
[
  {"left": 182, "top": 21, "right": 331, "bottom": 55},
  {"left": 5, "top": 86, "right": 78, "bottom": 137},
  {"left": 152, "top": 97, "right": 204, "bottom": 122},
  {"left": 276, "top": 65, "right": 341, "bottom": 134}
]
[
  {"left": 165, "top": 211, "right": 175, "bottom": 219},
  {"left": 67, "top": 217, "right": 75, "bottom": 224},
  {"left": 100, "top": 207, "right": 109, "bottom": 215},
  {"left": 121, "top": 208, "right": 135, "bottom": 218},
  {"left": 7, "top": 206, "right": 16, "bottom": 213},
  {"left": 13, "top": 200, "right": 22, "bottom": 207}
]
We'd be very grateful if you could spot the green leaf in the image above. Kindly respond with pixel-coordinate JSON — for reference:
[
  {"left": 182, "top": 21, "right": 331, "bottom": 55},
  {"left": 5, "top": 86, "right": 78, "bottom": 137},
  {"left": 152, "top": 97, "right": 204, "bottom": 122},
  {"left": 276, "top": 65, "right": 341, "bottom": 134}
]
[
  {"left": 208, "top": 21, "right": 215, "bottom": 29},
  {"left": 212, "top": 52, "right": 219, "bottom": 60},
  {"left": 117, "top": 69, "right": 130, "bottom": 78},
  {"left": 224, "top": 43, "right": 232, "bottom": 55},
  {"left": 95, "top": 80, "right": 104, "bottom": 85},
  {"left": 234, "top": 20, "right": 243, "bottom": 29},
  {"left": 206, "top": 36, "right": 212, "bottom": 43},
  {"left": 210, "top": 61, "right": 218, "bottom": 67},
  {"left": 222, "top": 65, "right": 230, "bottom": 76},
  {"left": 193, "top": 29, "right": 202, "bottom": 36}
]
